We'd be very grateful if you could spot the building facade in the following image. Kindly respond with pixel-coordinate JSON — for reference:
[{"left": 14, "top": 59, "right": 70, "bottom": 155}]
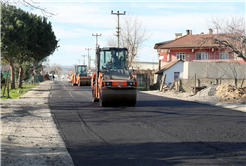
[{"left": 154, "top": 29, "right": 245, "bottom": 68}]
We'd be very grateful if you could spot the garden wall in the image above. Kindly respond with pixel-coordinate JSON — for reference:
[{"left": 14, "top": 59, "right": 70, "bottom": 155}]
[{"left": 180, "top": 78, "right": 246, "bottom": 93}]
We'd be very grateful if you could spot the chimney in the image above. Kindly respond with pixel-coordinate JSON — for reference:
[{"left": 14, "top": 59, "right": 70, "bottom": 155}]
[
  {"left": 209, "top": 29, "right": 213, "bottom": 35},
  {"left": 175, "top": 33, "right": 182, "bottom": 39},
  {"left": 186, "top": 30, "right": 192, "bottom": 35},
  {"left": 186, "top": 30, "right": 190, "bottom": 35}
]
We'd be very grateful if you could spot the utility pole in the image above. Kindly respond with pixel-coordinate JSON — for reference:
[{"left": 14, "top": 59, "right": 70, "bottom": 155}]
[
  {"left": 85, "top": 48, "right": 92, "bottom": 71},
  {"left": 81, "top": 55, "right": 86, "bottom": 65},
  {"left": 77, "top": 59, "right": 81, "bottom": 64},
  {"left": 111, "top": 10, "right": 126, "bottom": 48},
  {"left": 92, "top": 33, "right": 102, "bottom": 49}
]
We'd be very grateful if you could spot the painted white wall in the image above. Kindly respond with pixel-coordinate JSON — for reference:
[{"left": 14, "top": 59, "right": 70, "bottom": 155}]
[
  {"left": 183, "top": 61, "right": 189, "bottom": 79},
  {"left": 163, "top": 61, "right": 184, "bottom": 85},
  {"left": 185, "top": 61, "right": 246, "bottom": 79}
]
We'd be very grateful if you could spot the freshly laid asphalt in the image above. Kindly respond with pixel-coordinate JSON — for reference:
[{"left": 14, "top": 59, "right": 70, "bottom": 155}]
[{"left": 1, "top": 79, "right": 245, "bottom": 166}]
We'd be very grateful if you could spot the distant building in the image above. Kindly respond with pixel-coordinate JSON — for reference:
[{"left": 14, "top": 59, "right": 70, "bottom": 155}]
[
  {"left": 131, "top": 61, "right": 159, "bottom": 70},
  {"left": 154, "top": 29, "right": 245, "bottom": 68},
  {"left": 155, "top": 59, "right": 184, "bottom": 85}
]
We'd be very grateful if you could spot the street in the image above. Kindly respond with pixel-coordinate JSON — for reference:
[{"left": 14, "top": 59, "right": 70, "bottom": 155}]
[{"left": 49, "top": 80, "right": 246, "bottom": 166}]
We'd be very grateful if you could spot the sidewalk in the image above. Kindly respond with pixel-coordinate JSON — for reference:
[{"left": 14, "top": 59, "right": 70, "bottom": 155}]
[
  {"left": 1, "top": 80, "right": 74, "bottom": 166},
  {"left": 141, "top": 90, "right": 246, "bottom": 113}
]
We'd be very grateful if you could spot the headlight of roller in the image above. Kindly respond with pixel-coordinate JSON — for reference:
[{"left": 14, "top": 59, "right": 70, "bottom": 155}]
[
  {"left": 103, "top": 81, "right": 112, "bottom": 87},
  {"left": 127, "top": 81, "right": 136, "bottom": 86}
]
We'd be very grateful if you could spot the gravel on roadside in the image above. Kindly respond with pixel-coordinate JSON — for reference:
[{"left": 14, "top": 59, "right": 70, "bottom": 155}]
[{"left": 1, "top": 98, "right": 74, "bottom": 166}]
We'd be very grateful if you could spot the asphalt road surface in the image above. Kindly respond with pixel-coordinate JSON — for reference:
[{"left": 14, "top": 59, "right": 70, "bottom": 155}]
[{"left": 49, "top": 80, "right": 246, "bottom": 166}]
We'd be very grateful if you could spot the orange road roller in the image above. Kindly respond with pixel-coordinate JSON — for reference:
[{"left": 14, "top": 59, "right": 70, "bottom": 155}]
[
  {"left": 71, "top": 65, "right": 91, "bottom": 86},
  {"left": 91, "top": 47, "right": 137, "bottom": 107}
]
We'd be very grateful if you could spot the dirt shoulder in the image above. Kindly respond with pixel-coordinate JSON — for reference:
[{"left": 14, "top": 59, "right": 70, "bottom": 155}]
[
  {"left": 141, "top": 84, "right": 246, "bottom": 113},
  {"left": 1, "top": 81, "right": 74, "bottom": 166}
]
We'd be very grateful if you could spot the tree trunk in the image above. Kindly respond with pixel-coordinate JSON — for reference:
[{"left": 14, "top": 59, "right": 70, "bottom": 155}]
[
  {"left": 239, "top": 55, "right": 246, "bottom": 62},
  {"left": 18, "top": 66, "right": 23, "bottom": 88},
  {"left": 9, "top": 61, "right": 15, "bottom": 89}
]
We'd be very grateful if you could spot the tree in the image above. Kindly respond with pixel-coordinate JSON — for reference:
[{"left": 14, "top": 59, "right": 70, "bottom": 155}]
[
  {"left": 1, "top": 73, "right": 6, "bottom": 87},
  {"left": 1, "top": 0, "right": 56, "bottom": 17},
  {"left": 15, "top": 58, "right": 42, "bottom": 82},
  {"left": 1, "top": 4, "right": 58, "bottom": 88},
  {"left": 201, "top": 15, "right": 246, "bottom": 62},
  {"left": 1, "top": 1, "right": 57, "bottom": 89},
  {"left": 107, "top": 15, "right": 150, "bottom": 67},
  {"left": 50, "top": 63, "right": 62, "bottom": 77},
  {"left": 1, "top": 4, "right": 27, "bottom": 89},
  {"left": 16, "top": 14, "right": 58, "bottom": 88}
]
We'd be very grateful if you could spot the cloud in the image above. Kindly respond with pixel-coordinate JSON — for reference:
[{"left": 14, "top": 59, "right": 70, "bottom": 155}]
[
  {"left": 45, "top": 2, "right": 116, "bottom": 28},
  {"left": 138, "top": 10, "right": 242, "bottom": 41},
  {"left": 62, "top": 45, "right": 87, "bottom": 53},
  {"left": 52, "top": 26, "right": 91, "bottom": 38},
  {"left": 129, "top": 3, "right": 195, "bottom": 10},
  {"left": 146, "top": 2, "right": 239, "bottom": 11}
]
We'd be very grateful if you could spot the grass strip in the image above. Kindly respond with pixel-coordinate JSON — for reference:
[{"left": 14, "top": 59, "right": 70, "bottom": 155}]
[{"left": 1, "top": 83, "right": 39, "bottom": 100}]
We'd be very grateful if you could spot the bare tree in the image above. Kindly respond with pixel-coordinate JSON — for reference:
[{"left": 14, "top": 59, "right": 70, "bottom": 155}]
[
  {"left": 50, "top": 63, "right": 62, "bottom": 77},
  {"left": 1, "top": 0, "right": 57, "bottom": 17},
  {"left": 107, "top": 15, "right": 150, "bottom": 67},
  {"left": 202, "top": 15, "right": 246, "bottom": 62}
]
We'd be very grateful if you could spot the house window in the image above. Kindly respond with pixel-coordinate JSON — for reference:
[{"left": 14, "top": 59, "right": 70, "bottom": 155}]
[
  {"left": 196, "top": 52, "right": 208, "bottom": 60},
  {"left": 219, "top": 52, "right": 229, "bottom": 59},
  {"left": 177, "top": 53, "right": 185, "bottom": 60},
  {"left": 174, "top": 72, "right": 180, "bottom": 80}
]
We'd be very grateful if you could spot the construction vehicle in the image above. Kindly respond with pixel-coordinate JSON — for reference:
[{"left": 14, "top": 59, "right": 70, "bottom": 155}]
[
  {"left": 91, "top": 47, "right": 137, "bottom": 107},
  {"left": 71, "top": 65, "right": 91, "bottom": 86},
  {"left": 67, "top": 69, "right": 74, "bottom": 83}
]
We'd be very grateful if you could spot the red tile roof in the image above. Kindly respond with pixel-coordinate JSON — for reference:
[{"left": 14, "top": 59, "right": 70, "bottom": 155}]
[
  {"left": 154, "top": 40, "right": 174, "bottom": 49},
  {"left": 155, "top": 59, "right": 184, "bottom": 74},
  {"left": 157, "top": 34, "right": 221, "bottom": 49}
]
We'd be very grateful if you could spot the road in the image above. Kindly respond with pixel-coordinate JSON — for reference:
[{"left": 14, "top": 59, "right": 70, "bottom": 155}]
[{"left": 49, "top": 80, "right": 246, "bottom": 166}]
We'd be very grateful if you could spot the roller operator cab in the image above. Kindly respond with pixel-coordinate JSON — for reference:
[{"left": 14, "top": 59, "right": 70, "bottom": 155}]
[
  {"left": 71, "top": 65, "right": 91, "bottom": 86},
  {"left": 92, "top": 47, "right": 137, "bottom": 107}
]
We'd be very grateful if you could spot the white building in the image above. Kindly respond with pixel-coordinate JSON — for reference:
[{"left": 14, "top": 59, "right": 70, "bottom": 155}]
[
  {"left": 131, "top": 61, "right": 159, "bottom": 70},
  {"left": 156, "top": 60, "right": 246, "bottom": 86}
]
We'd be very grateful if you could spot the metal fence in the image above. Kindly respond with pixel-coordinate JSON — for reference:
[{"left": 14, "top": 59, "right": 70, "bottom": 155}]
[{"left": 137, "top": 73, "right": 151, "bottom": 89}]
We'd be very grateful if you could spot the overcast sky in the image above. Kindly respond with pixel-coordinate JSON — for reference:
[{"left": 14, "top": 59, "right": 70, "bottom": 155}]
[{"left": 16, "top": 0, "right": 245, "bottom": 67}]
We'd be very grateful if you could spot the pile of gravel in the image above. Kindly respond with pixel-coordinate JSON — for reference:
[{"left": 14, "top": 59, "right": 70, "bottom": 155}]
[{"left": 196, "top": 84, "right": 217, "bottom": 96}]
